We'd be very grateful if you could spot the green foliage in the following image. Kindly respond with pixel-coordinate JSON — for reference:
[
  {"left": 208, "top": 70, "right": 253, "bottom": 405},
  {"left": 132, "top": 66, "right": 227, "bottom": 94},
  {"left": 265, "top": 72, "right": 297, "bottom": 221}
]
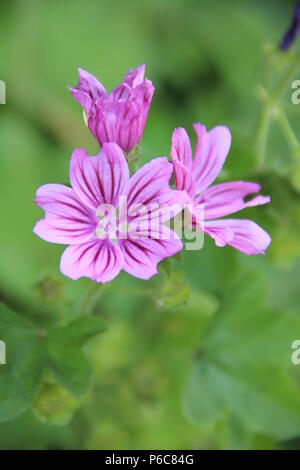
[
  {"left": 0, "top": 305, "right": 44, "bottom": 423},
  {"left": 156, "top": 270, "right": 190, "bottom": 310},
  {"left": 32, "top": 371, "right": 79, "bottom": 426},
  {"left": 46, "top": 317, "right": 106, "bottom": 396},
  {"left": 35, "top": 276, "right": 63, "bottom": 304},
  {"left": 157, "top": 258, "right": 190, "bottom": 310},
  {"left": 0, "top": 304, "right": 105, "bottom": 423},
  {"left": 183, "top": 274, "right": 300, "bottom": 440},
  {"left": 259, "top": 172, "right": 300, "bottom": 267}
]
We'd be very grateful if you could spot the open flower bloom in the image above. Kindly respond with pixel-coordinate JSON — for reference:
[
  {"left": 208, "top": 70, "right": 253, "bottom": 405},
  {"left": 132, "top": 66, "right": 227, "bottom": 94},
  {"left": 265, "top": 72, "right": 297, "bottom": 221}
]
[
  {"left": 171, "top": 123, "right": 271, "bottom": 255},
  {"left": 69, "top": 65, "right": 154, "bottom": 153},
  {"left": 34, "top": 143, "right": 188, "bottom": 283}
]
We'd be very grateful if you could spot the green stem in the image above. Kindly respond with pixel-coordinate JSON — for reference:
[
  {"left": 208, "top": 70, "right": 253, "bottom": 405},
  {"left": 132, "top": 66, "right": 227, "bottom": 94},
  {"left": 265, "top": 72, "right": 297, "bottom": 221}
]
[
  {"left": 275, "top": 106, "right": 300, "bottom": 161},
  {"left": 254, "top": 51, "right": 300, "bottom": 171},
  {"left": 254, "top": 104, "right": 271, "bottom": 171},
  {"left": 0, "top": 283, "right": 55, "bottom": 325},
  {"left": 81, "top": 283, "right": 111, "bottom": 315},
  {"left": 273, "top": 52, "right": 300, "bottom": 101}
]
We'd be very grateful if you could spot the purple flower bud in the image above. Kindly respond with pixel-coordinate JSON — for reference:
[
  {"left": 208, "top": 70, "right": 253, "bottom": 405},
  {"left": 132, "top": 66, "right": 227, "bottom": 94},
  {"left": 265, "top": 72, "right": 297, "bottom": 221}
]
[
  {"left": 280, "top": 3, "right": 300, "bottom": 51},
  {"left": 69, "top": 65, "right": 154, "bottom": 153}
]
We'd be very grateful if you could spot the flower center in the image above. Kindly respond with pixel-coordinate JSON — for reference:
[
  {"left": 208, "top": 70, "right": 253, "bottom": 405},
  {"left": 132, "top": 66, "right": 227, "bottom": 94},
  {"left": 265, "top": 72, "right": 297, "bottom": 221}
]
[{"left": 95, "top": 206, "right": 128, "bottom": 242}]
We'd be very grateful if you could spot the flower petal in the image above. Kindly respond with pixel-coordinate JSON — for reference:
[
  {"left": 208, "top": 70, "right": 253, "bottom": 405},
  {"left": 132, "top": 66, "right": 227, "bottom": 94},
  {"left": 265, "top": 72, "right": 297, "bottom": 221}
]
[
  {"left": 68, "top": 68, "right": 107, "bottom": 114},
  {"left": 34, "top": 184, "right": 96, "bottom": 244},
  {"left": 172, "top": 160, "right": 196, "bottom": 198},
  {"left": 70, "top": 144, "right": 129, "bottom": 210},
  {"left": 60, "top": 240, "right": 124, "bottom": 283},
  {"left": 88, "top": 99, "right": 118, "bottom": 145},
  {"left": 192, "top": 123, "right": 231, "bottom": 193},
  {"left": 171, "top": 127, "right": 193, "bottom": 171},
  {"left": 111, "top": 64, "right": 146, "bottom": 100},
  {"left": 123, "top": 64, "right": 146, "bottom": 87},
  {"left": 97, "top": 142, "right": 130, "bottom": 206},
  {"left": 202, "top": 181, "right": 270, "bottom": 219},
  {"left": 70, "top": 148, "right": 102, "bottom": 210},
  {"left": 89, "top": 80, "right": 154, "bottom": 153},
  {"left": 171, "top": 128, "right": 195, "bottom": 198},
  {"left": 122, "top": 157, "right": 188, "bottom": 225},
  {"left": 120, "top": 225, "right": 183, "bottom": 280},
  {"left": 203, "top": 218, "right": 271, "bottom": 255},
  {"left": 123, "top": 157, "right": 174, "bottom": 208}
]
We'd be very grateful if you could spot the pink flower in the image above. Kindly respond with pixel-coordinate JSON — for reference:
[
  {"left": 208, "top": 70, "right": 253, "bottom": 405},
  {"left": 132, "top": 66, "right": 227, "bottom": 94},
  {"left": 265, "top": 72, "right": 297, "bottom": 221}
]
[
  {"left": 69, "top": 65, "right": 154, "bottom": 153},
  {"left": 33, "top": 143, "right": 187, "bottom": 283},
  {"left": 171, "top": 123, "right": 271, "bottom": 255}
]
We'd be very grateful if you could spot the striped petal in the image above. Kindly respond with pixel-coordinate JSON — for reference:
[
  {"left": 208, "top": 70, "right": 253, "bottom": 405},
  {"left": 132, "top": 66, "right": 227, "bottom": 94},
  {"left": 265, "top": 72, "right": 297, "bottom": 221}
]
[
  {"left": 68, "top": 68, "right": 107, "bottom": 114},
  {"left": 111, "top": 64, "right": 146, "bottom": 100},
  {"left": 60, "top": 240, "right": 124, "bottom": 283},
  {"left": 123, "top": 157, "right": 174, "bottom": 208},
  {"left": 202, "top": 181, "right": 270, "bottom": 219},
  {"left": 203, "top": 219, "right": 271, "bottom": 255},
  {"left": 171, "top": 127, "right": 193, "bottom": 172},
  {"left": 34, "top": 184, "right": 96, "bottom": 245},
  {"left": 70, "top": 144, "right": 129, "bottom": 210},
  {"left": 120, "top": 225, "right": 183, "bottom": 280},
  {"left": 192, "top": 123, "right": 231, "bottom": 193}
]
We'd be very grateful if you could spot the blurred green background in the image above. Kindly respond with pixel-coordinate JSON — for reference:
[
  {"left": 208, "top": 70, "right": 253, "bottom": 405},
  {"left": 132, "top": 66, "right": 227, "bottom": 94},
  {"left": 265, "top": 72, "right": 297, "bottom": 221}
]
[{"left": 1, "top": 0, "right": 300, "bottom": 450}]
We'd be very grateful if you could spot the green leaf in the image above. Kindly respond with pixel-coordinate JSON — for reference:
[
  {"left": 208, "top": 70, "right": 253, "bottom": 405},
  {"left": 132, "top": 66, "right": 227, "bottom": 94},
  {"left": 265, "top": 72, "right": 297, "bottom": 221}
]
[
  {"left": 45, "top": 317, "right": 106, "bottom": 397},
  {"left": 0, "top": 306, "right": 106, "bottom": 422},
  {"left": 32, "top": 371, "right": 79, "bottom": 426},
  {"left": 184, "top": 360, "right": 226, "bottom": 425},
  {"left": 183, "top": 273, "right": 300, "bottom": 440},
  {"left": 258, "top": 172, "right": 300, "bottom": 268},
  {"left": 0, "top": 304, "right": 44, "bottom": 423},
  {"left": 158, "top": 257, "right": 174, "bottom": 278},
  {"left": 219, "top": 415, "right": 276, "bottom": 450},
  {"left": 35, "top": 276, "right": 62, "bottom": 304},
  {"left": 49, "top": 317, "right": 106, "bottom": 347},
  {"left": 291, "top": 162, "right": 300, "bottom": 193},
  {"left": 156, "top": 270, "right": 190, "bottom": 310}
]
